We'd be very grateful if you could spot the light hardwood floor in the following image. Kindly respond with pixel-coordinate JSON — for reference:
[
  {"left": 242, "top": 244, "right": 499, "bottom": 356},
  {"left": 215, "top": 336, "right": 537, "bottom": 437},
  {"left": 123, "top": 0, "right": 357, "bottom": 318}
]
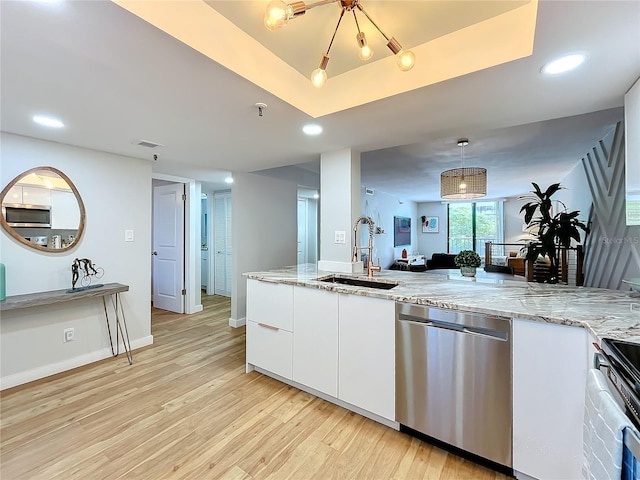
[{"left": 1, "top": 295, "right": 511, "bottom": 479}]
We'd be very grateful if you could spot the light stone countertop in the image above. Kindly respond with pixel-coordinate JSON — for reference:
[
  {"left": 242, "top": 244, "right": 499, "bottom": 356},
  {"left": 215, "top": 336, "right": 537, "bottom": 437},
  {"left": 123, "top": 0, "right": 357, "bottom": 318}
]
[{"left": 244, "top": 265, "right": 640, "bottom": 344}]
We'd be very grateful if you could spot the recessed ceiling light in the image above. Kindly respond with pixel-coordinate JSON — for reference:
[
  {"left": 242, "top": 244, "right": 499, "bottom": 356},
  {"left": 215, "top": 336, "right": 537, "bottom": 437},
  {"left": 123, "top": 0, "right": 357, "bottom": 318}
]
[
  {"left": 541, "top": 54, "right": 586, "bottom": 75},
  {"left": 33, "top": 115, "right": 64, "bottom": 128},
  {"left": 302, "top": 124, "right": 322, "bottom": 136},
  {"left": 313, "top": 193, "right": 319, "bottom": 199},
  {"left": 224, "top": 177, "right": 234, "bottom": 184}
]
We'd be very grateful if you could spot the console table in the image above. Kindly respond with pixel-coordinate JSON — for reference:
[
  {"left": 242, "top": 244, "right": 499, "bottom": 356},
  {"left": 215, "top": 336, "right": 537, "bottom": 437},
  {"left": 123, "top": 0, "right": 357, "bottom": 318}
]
[
  {"left": 395, "top": 255, "right": 424, "bottom": 265},
  {"left": 0, "top": 283, "right": 133, "bottom": 365}
]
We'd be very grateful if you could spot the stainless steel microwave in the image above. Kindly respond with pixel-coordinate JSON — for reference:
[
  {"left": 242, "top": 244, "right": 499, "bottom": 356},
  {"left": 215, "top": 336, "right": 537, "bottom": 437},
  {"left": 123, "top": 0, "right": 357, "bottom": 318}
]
[{"left": 2, "top": 204, "right": 51, "bottom": 228}]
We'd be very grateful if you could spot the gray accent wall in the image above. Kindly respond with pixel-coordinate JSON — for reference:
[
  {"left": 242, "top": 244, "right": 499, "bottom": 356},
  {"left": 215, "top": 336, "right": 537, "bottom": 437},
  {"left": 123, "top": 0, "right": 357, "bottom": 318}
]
[{"left": 582, "top": 122, "right": 640, "bottom": 289}]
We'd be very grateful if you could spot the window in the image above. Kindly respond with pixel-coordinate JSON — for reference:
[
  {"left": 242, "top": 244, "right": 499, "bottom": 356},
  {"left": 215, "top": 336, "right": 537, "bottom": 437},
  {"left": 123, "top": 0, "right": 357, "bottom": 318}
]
[{"left": 448, "top": 201, "right": 503, "bottom": 258}]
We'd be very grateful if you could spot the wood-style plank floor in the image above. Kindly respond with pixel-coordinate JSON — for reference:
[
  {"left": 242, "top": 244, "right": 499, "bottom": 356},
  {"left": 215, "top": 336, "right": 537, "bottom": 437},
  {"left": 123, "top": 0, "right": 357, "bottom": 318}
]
[{"left": 1, "top": 295, "right": 511, "bottom": 479}]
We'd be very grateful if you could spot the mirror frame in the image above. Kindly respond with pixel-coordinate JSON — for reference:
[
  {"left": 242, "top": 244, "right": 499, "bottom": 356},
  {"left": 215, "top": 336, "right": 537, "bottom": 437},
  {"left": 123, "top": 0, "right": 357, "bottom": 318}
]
[{"left": 0, "top": 166, "right": 86, "bottom": 253}]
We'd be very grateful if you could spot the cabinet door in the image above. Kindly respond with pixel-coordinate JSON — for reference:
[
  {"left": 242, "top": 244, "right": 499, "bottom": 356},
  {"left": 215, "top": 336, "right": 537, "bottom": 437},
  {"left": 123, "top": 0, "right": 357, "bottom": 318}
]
[
  {"left": 338, "top": 294, "right": 395, "bottom": 421},
  {"left": 512, "top": 318, "right": 587, "bottom": 480},
  {"left": 246, "top": 279, "right": 293, "bottom": 331},
  {"left": 246, "top": 321, "right": 292, "bottom": 379},
  {"left": 50, "top": 190, "right": 80, "bottom": 229},
  {"left": 21, "top": 186, "right": 50, "bottom": 206},
  {"left": 293, "top": 287, "right": 338, "bottom": 396},
  {"left": 4, "top": 185, "right": 22, "bottom": 204}
]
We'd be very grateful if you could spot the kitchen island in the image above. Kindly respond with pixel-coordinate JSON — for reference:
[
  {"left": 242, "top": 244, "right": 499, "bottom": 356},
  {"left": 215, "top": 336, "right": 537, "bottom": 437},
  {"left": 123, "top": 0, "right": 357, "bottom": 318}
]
[
  {"left": 245, "top": 264, "right": 640, "bottom": 342},
  {"left": 244, "top": 265, "right": 639, "bottom": 480}
]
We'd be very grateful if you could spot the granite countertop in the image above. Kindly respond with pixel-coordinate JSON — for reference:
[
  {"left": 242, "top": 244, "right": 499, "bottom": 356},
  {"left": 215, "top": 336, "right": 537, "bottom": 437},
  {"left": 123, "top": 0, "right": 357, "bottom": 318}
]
[{"left": 244, "top": 265, "right": 640, "bottom": 343}]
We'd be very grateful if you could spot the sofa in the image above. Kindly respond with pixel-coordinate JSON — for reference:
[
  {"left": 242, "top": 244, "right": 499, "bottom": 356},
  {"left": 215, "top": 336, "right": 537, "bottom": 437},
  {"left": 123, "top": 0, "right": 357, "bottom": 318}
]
[{"left": 426, "top": 253, "right": 459, "bottom": 270}]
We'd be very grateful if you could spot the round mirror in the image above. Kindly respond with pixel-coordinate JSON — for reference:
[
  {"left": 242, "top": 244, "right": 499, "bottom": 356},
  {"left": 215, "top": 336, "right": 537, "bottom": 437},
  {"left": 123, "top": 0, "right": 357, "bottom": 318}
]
[{"left": 0, "top": 166, "right": 86, "bottom": 253}]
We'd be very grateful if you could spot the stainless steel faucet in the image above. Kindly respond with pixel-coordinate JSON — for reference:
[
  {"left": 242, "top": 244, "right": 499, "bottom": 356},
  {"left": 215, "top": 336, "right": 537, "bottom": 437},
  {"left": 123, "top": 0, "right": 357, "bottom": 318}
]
[{"left": 352, "top": 215, "right": 381, "bottom": 278}]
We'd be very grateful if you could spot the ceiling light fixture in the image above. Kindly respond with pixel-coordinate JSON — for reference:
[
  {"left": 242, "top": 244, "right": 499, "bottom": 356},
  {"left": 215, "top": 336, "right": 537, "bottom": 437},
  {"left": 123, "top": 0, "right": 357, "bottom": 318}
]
[
  {"left": 264, "top": 0, "right": 415, "bottom": 88},
  {"left": 440, "top": 139, "right": 487, "bottom": 199},
  {"left": 302, "top": 124, "right": 323, "bottom": 135},
  {"left": 224, "top": 176, "right": 234, "bottom": 184},
  {"left": 541, "top": 54, "right": 586, "bottom": 75},
  {"left": 32, "top": 115, "right": 64, "bottom": 128}
]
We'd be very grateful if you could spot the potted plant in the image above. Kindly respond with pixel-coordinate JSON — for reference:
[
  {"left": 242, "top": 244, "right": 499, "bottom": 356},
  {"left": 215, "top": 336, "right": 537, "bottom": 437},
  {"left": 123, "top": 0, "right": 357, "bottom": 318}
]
[
  {"left": 455, "top": 249, "right": 481, "bottom": 277},
  {"left": 520, "top": 182, "right": 589, "bottom": 283}
]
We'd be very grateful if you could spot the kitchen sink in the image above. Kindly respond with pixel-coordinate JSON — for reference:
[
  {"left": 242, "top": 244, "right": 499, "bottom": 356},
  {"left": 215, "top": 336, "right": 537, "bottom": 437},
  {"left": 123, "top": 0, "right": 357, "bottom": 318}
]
[{"left": 319, "top": 275, "right": 399, "bottom": 290}]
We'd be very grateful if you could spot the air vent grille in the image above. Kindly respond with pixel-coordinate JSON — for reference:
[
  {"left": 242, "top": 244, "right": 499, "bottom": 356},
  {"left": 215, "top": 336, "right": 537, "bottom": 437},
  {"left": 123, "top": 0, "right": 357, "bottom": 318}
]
[{"left": 136, "top": 139, "right": 163, "bottom": 148}]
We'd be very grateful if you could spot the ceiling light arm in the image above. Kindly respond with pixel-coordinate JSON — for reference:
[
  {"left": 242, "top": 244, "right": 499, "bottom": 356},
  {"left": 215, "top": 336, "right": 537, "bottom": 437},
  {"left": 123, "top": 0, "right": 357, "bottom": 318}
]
[
  {"left": 325, "top": 7, "right": 346, "bottom": 57},
  {"left": 355, "top": 3, "right": 390, "bottom": 42}
]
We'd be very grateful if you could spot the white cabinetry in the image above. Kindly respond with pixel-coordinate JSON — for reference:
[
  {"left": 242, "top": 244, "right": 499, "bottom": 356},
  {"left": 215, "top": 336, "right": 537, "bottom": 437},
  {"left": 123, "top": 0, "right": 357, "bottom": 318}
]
[
  {"left": 338, "top": 294, "right": 396, "bottom": 421},
  {"left": 246, "top": 280, "right": 293, "bottom": 379},
  {"left": 4, "top": 185, "right": 51, "bottom": 206},
  {"left": 50, "top": 190, "right": 80, "bottom": 229},
  {"left": 21, "top": 186, "right": 50, "bottom": 206},
  {"left": 293, "top": 287, "right": 339, "bottom": 396},
  {"left": 512, "top": 318, "right": 588, "bottom": 480}
]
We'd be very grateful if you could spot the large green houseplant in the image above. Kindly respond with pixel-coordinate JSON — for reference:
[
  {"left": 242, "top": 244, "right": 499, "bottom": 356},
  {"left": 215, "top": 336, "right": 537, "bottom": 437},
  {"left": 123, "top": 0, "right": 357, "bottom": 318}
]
[{"left": 520, "top": 182, "right": 589, "bottom": 283}]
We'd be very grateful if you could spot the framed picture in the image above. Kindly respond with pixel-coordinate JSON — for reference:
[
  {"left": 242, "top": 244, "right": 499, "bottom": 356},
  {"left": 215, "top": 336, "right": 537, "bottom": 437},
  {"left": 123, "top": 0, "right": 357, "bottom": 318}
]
[
  {"left": 423, "top": 216, "right": 439, "bottom": 233},
  {"left": 393, "top": 216, "right": 411, "bottom": 246}
]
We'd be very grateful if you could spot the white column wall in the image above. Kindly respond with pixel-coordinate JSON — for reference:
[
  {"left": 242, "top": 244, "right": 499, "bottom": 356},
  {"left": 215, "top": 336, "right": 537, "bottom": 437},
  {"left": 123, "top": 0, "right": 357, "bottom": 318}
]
[{"left": 318, "top": 149, "right": 362, "bottom": 273}]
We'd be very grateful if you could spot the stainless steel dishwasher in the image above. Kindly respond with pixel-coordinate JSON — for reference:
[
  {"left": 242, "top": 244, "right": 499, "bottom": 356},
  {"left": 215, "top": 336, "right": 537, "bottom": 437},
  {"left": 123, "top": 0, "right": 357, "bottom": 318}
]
[{"left": 396, "top": 302, "right": 512, "bottom": 469}]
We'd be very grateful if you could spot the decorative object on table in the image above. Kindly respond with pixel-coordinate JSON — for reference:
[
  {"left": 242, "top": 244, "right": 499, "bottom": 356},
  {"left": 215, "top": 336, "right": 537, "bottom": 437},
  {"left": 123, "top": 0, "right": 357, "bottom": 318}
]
[
  {"left": 622, "top": 278, "right": 640, "bottom": 294},
  {"left": 520, "top": 183, "right": 589, "bottom": 284},
  {"left": 263, "top": 0, "right": 415, "bottom": 88},
  {"left": 71, "top": 258, "right": 104, "bottom": 291},
  {"left": 401, "top": 248, "right": 408, "bottom": 259},
  {"left": 0, "top": 262, "right": 5, "bottom": 301},
  {"left": 455, "top": 250, "right": 481, "bottom": 277},
  {"left": 441, "top": 139, "right": 487, "bottom": 199},
  {"left": 421, "top": 215, "right": 439, "bottom": 233}
]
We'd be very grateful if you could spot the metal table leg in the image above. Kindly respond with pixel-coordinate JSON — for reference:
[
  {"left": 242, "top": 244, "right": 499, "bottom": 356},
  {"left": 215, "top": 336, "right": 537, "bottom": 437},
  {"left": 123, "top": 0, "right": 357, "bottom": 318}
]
[{"left": 102, "top": 292, "right": 133, "bottom": 365}]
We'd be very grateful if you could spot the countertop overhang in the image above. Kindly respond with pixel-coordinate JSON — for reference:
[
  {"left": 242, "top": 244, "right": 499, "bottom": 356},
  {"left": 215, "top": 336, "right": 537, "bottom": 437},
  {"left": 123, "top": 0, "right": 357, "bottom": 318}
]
[{"left": 244, "top": 265, "right": 640, "bottom": 343}]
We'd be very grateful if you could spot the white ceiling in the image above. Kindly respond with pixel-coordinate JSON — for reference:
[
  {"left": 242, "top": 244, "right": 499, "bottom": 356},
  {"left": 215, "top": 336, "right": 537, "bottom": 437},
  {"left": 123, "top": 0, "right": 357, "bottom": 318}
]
[{"left": 1, "top": 1, "right": 639, "bottom": 200}]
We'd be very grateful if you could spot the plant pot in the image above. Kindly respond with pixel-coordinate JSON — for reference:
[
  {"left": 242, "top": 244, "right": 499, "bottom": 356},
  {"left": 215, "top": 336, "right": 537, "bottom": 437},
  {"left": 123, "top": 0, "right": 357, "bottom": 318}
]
[{"left": 460, "top": 266, "right": 477, "bottom": 277}]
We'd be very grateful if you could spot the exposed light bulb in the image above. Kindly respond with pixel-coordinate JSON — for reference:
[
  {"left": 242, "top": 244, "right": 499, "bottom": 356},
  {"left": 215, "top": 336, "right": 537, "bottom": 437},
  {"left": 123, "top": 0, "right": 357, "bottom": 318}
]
[
  {"left": 264, "top": 0, "right": 291, "bottom": 31},
  {"left": 311, "top": 54, "right": 330, "bottom": 88},
  {"left": 459, "top": 180, "right": 467, "bottom": 192},
  {"left": 396, "top": 49, "right": 415, "bottom": 71},
  {"left": 311, "top": 68, "right": 327, "bottom": 88},
  {"left": 359, "top": 44, "right": 373, "bottom": 61},
  {"left": 356, "top": 32, "right": 373, "bottom": 61}
]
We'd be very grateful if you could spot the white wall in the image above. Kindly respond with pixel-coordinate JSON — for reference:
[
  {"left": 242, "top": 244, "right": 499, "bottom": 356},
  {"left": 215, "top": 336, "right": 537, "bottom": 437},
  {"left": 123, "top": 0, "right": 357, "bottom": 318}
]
[
  {"left": 416, "top": 202, "right": 448, "bottom": 258},
  {"left": 0, "top": 132, "right": 152, "bottom": 389},
  {"left": 231, "top": 172, "right": 297, "bottom": 325},
  {"left": 362, "top": 189, "right": 417, "bottom": 268}
]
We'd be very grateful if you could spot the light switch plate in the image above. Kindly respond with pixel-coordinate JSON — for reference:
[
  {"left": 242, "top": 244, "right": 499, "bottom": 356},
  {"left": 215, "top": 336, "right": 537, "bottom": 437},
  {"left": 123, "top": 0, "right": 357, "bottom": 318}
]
[
  {"left": 334, "top": 230, "right": 346, "bottom": 244},
  {"left": 125, "top": 230, "right": 134, "bottom": 242}
]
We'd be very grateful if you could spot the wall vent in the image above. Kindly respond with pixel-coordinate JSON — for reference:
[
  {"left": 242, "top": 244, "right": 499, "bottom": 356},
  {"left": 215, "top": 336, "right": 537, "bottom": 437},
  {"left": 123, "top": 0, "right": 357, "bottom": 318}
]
[
  {"left": 135, "top": 139, "right": 163, "bottom": 148},
  {"left": 365, "top": 187, "right": 375, "bottom": 196}
]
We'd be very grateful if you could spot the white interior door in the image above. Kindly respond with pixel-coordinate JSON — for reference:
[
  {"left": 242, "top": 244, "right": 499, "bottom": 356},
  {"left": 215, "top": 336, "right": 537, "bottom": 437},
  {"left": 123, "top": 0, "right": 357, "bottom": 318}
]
[
  {"left": 152, "top": 183, "right": 185, "bottom": 313},
  {"left": 214, "top": 193, "right": 232, "bottom": 297},
  {"left": 297, "top": 198, "right": 307, "bottom": 264}
]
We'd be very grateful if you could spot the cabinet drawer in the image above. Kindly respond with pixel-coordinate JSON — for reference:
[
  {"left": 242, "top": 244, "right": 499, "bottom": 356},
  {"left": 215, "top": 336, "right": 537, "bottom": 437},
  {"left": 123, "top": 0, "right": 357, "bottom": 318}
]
[
  {"left": 246, "top": 280, "right": 293, "bottom": 331},
  {"left": 247, "top": 320, "right": 293, "bottom": 380}
]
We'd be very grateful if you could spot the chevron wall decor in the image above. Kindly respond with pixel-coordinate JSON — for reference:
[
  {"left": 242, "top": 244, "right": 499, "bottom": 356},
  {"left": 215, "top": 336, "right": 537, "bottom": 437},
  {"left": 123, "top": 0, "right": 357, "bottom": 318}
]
[{"left": 582, "top": 121, "right": 640, "bottom": 289}]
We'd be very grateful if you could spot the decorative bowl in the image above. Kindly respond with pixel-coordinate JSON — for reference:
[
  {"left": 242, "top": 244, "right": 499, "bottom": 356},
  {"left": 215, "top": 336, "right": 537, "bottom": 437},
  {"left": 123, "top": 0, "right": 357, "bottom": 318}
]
[{"left": 622, "top": 278, "right": 640, "bottom": 293}]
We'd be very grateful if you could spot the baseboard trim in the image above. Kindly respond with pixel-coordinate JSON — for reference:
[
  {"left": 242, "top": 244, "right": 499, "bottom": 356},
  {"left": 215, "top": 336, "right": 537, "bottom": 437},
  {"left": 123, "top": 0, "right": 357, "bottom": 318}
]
[
  {"left": 0, "top": 335, "right": 154, "bottom": 391},
  {"left": 229, "top": 316, "right": 246, "bottom": 328}
]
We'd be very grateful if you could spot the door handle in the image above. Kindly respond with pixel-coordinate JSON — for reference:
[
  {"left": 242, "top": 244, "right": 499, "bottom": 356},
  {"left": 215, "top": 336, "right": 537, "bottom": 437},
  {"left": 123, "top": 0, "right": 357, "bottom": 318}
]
[{"left": 152, "top": 251, "right": 158, "bottom": 256}]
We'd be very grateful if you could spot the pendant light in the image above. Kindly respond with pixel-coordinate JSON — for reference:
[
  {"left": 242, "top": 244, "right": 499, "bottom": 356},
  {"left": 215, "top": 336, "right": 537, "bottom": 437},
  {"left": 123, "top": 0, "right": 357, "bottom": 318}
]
[{"left": 440, "top": 139, "right": 487, "bottom": 199}]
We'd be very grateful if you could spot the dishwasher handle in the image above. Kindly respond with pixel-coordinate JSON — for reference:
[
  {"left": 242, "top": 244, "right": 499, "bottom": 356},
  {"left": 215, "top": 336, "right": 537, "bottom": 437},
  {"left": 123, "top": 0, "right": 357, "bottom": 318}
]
[{"left": 398, "top": 314, "right": 508, "bottom": 341}]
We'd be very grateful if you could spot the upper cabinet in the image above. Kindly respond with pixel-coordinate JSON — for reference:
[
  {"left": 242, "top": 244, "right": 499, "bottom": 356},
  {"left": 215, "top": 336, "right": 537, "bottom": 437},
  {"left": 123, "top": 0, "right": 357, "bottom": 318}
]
[{"left": 0, "top": 166, "right": 86, "bottom": 253}]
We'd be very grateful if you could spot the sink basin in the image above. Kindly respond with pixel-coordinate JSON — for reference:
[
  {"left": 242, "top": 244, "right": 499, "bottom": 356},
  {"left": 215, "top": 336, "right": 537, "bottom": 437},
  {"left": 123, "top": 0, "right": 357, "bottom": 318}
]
[{"left": 319, "top": 275, "right": 398, "bottom": 290}]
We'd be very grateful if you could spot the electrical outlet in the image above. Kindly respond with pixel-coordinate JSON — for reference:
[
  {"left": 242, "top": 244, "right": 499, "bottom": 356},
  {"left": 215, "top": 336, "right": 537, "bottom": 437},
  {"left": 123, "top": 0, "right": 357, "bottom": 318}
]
[
  {"left": 335, "top": 230, "right": 346, "bottom": 244},
  {"left": 64, "top": 328, "right": 75, "bottom": 342}
]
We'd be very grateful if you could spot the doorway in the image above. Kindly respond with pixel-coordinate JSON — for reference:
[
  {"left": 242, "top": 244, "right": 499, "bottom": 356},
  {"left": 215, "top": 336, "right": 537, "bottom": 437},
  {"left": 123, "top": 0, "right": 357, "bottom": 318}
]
[{"left": 152, "top": 181, "right": 185, "bottom": 313}]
